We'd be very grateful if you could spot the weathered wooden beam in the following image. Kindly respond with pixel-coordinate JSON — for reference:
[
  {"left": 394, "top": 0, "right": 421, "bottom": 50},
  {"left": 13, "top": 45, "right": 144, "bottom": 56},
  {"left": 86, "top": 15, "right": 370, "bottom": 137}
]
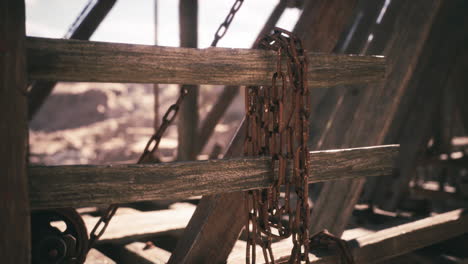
[
  {"left": 0, "top": 0, "right": 31, "bottom": 263},
  {"left": 308, "top": 0, "right": 447, "bottom": 237},
  {"left": 26, "top": 37, "right": 385, "bottom": 87},
  {"left": 27, "top": 0, "right": 117, "bottom": 119},
  {"left": 168, "top": 1, "right": 361, "bottom": 263},
  {"left": 338, "top": 0, "right": 386, "bottom": 54},
  {"left": 374, "top": 0, "right": 468, "bottom": 210},
  {"left": 168, "top": 121, "right": 248, "bottom": 264},
  {"left": 29, "top": 145, "right": 397, "bottom": 210},
  {"left": 257, "top": 0, "right": 287, "bottom": 38},
  {"left": 195, "top": 0, "right": 287, "bottom": 155},
  {"left": 293, "top": 0, "right": 358, "bottom": 53},
  {"left": 272, "top": 209, "right": 468, "bottom": 264},
  {"left": 196, "top": 86, "right": 238, "bottom": 154}
]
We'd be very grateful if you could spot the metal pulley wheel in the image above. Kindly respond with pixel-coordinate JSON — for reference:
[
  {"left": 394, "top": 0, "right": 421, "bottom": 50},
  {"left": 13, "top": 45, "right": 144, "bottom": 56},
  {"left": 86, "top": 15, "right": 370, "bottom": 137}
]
[{"left": 31, "top": 208, "right": 89, "bottom": 264}]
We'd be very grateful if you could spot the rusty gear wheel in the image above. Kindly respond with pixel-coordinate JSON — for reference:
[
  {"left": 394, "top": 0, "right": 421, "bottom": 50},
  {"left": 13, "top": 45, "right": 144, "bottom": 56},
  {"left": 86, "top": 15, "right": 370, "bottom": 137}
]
[{"left": 31, "top": 208, "right": 88, "bottom": 264}]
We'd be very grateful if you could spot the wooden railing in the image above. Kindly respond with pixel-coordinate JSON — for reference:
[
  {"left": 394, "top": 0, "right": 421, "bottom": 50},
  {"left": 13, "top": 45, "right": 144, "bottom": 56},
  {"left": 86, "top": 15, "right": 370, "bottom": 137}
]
[
  {"left": 29, "top": 145, "right": 398, "bottom": 209},
  {"left": 26, "top": 37, "right": 385, "bottom": 87}
]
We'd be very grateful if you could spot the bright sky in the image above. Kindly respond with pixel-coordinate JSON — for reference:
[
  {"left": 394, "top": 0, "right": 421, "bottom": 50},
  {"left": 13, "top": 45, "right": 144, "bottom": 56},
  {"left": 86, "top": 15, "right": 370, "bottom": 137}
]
[{"left": 25, "top": 0, "right": 302, "bottom": 48}]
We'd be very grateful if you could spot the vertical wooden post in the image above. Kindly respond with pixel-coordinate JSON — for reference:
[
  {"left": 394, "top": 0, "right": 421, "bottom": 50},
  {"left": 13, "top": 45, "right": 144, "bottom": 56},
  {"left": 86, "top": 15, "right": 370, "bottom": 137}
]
[
  {"left": 0, "top": 0, "right": 31, "bottom": 263},
  {"left": 177, "top": 0, "right": 198, "bottom": 161}
]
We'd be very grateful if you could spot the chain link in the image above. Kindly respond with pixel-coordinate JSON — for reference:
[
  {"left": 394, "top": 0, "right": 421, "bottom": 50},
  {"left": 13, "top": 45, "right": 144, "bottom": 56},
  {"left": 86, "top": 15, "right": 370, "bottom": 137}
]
[
  {"left": 211, "top": 0, "right": 244, "bottom": 47},
  {"left": 85, "top": 86, "right": 188, "bottom": 253},
  {"left": 87, "top": 204, "right": 118, "bottom": 250},
  {"left": 138, "top": 86, "right": 188, "bottom": 163},
  {"left": 245, "top": 27, "right": 310, "bottom": 264},
  {"left": 85, "top": 0, "right": 245, "bottom": 257}
]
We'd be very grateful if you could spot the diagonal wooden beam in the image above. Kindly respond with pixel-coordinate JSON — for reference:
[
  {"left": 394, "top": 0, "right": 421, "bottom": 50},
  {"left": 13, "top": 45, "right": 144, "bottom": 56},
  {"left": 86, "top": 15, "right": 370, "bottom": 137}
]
[
  {"left": 195, "top": 0, "right": 288, "bottom": 154},
  {"left": 28, "top": 0, "right": 116, "bottom": 119},
  {"left": 266, "top": 209, "right": 468, "bottom": 264},
  {"left": 29, "top": 145, "right": 398, "bottom": 210},
  {"left": 375, "top": 4, "right": 468, "bottom": 210},
  {"left": 308, "top": 0, "right": 451, "bottom": 237},
  {"left": 26, "top": 37, "right": 385, "bottom": 87},
  {"left": 168, "top": 1, "right": 360, "bottom": 263}
]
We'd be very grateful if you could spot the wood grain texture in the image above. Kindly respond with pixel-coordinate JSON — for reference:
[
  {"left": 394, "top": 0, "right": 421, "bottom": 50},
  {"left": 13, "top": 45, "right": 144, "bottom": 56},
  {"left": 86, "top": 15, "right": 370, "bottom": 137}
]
[
  {"left": 196, "top": 86, "right": 238, "bottom": 154},
  {"left": 29, "top": 145, "right": 397, "bottom": 209},
  {"left": 377, "top": 2, "right": 468, "bottom": 210},
  {"left": 308, "top": 0, "right": 444, "bottom": 237},
  {"left": 168, "top": 125, "right": 248, "bottom": 264},
  {"left": 293, "top": 0, "right": 358, "bottom": 53},
  {"left": 270, "top": 209, "right": 468, "bottom": 264},
  {"left": 168, "top": 1, "right": 360, "bottom": 263},
  {"left": 0, "top": 0, "right": 31, "bottom": 263},
  {"left": 195, "top": 0, "right": 287, "bottom": 155},
  {"left": 27, "top": 0, "right": 116, "bottom": 120},
  {"left": 26, "top": 37, "right": 385, "bottom": 87}
]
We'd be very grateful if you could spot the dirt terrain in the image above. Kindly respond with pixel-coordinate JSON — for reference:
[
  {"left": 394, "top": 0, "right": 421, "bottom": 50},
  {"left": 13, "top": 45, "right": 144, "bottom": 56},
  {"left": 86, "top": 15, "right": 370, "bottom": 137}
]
[{"left": 29, "top": 82, "right": 244, "bottom": 165}]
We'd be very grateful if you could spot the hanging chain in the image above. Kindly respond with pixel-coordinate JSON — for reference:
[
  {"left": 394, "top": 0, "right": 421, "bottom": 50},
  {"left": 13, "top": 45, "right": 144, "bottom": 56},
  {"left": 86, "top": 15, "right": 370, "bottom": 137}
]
[
  {"left": 85, "top": 0, "right": 245, "bottom": 257},
  {"left": 86, "top": 86, "right": 188, "bottom": 252},
  {"left": 211, "top": 0, "right": 244, "bottom": 47},
  {"left": 87, "top": 204, "right": 118, "bottom": 250},
  {"left": 245, "top": 28, "right": 310, "bottom": 264},
  {"left": 138, "top": 86, "right": 188, "bottom": 163}
]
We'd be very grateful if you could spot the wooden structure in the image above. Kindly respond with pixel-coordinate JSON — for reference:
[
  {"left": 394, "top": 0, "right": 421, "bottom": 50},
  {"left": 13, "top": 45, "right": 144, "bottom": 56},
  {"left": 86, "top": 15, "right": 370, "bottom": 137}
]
[{"left": 2, "top": 0, "right": 468, "bottom": 263}]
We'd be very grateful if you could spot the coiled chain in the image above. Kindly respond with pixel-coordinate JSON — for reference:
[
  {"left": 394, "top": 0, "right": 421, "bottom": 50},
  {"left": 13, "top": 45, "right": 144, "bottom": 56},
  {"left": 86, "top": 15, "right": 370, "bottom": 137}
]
[{"left": 244, "top": 27, "right": 310, "bottom": 264}]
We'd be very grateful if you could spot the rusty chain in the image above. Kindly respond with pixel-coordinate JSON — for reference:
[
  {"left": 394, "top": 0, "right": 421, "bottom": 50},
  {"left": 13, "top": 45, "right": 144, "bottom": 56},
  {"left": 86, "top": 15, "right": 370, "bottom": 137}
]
[
  {"left": 245, "top": 28, "right": 310, "bottom": 264},
  {"left": 138, "top": 86, "right": 188, "bottom": 163},
  {"left": 85, "top": 0, "right": 245, "bottom": 257},
  {"left": 86, "top": 86, "right": 188, "bottom": 252}
]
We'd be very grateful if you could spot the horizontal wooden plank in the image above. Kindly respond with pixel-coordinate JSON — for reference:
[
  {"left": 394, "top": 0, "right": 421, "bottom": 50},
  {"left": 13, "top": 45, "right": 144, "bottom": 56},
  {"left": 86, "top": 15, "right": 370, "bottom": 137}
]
[
  {"left": 269, "top": 209, "right": 468, "bottom": 264},
  {"left": 29, "top": 145, "right": 398, "bottom": 209},
  {"left": 26, "top": 37, "right": 386, "bottom": 87}
]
